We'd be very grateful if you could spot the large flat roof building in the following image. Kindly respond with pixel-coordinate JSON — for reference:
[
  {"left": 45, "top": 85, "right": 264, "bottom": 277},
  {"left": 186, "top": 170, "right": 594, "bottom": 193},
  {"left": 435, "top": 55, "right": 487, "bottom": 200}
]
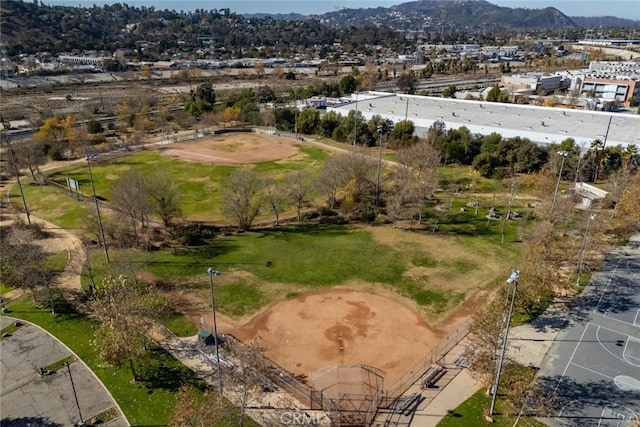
[{"left": 327, "top": 92, "right": 640, "bottom": 150}]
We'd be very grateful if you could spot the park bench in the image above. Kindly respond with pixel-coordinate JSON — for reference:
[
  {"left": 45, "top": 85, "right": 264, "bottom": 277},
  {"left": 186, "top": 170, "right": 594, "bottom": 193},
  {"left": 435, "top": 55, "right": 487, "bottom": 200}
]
[
  {"left": 394, "top": 392, "right": 420, "bottom": 414},
  {"left": 421, "top": 364, "right": 446, "bottom": 389}
]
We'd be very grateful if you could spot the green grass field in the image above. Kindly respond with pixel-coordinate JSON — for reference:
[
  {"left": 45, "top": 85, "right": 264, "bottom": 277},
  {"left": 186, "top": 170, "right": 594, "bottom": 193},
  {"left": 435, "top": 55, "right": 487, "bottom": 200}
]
[
  {"left": 11, "top": 143, "right": 527, "bottom": 322},
  {"left": 1, "top": 134, "right": 546, "bottom": 427}
]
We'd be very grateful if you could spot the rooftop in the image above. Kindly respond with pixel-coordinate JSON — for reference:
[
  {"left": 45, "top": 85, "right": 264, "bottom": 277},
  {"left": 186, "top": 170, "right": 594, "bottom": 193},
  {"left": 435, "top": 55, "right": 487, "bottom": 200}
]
[{"left": 328, "top": 92, "right": 640, "bottom": 150}]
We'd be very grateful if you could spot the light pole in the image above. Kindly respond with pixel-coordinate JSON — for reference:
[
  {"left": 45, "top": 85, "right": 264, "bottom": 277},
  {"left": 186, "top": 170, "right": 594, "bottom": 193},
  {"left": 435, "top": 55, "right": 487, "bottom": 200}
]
[
  {"left": 550, "top": 150, "right": 568, "bottom": 221},
  {"left": 353, "top": 91, "right": 358, "bottom": 147},
  {"left": 375, "top": 125, "right": 384, "bottom": 206},
  {"left": 65, "top": 361, "right": 84, "bottom": 425},
  {"left": 86, "top": 155, "right": 109, "bottom": 263},
  {"left": 576, "top": 213, "right": 597, "bottom": 287},
  {"left": 207, "top": 267, "right": 223, "bottom": 394},
  {"left": 3, "top": 134, "right": 31, "bottom": 225},
  {"left": 293, "top": 92, "right": 298, "bottom": 140},
  {"left": 489, "top": 269, "right": 519, "bottom": 417}
]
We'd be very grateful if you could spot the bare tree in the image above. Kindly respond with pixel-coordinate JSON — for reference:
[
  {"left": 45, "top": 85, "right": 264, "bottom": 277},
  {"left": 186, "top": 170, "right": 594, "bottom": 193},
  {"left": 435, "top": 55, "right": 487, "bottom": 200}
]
[
  {"left": 395, "top": 140, "right": 440, "bottom": 224},
  {"left": 111, "top": 170, "right": 151, "bottom": 243},
  {"left": 91, "top": 275, "right": 166, "bottom": 382},
  {"left": 222, "top": 169, "right": 263, "bottom": 230},
  {"left": 147, "top": 171, "right": 182, "bottom": 228},
  {"left": 613, "top": 172, "right": 640, "bottom": 233},
  {"left": 169, "top": 384, "right": 233, "bottom": 427},
  {"left": 316, "top": 156, "right": 346, "bottom": 209},
  {"left": 10, "top": 138, "right": 47, "bottom": 182},
  {"left": 284, "top": 171, "right": 312, "bottom": 223},
  {"left": 465, "top": 298, "right": 510, "bottom": 386},
  {"left": 0, "top": 223, "right": 52, "bottom": 308},
  {"left": 263, "top": 178, "right": 288, "bottom": 226}
]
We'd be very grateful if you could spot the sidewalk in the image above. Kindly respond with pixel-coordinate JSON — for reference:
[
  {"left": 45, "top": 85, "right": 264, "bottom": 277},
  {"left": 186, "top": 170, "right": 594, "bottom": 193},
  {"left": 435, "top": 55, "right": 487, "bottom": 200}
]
[{"left": 372, "top": 298, "right": 573, "bottom": 427}]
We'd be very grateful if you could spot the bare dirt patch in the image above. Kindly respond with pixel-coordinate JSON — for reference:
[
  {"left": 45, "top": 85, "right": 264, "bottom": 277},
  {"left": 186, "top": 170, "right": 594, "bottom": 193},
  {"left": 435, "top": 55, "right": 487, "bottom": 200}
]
[
  {"left": 179, "top": 288, "right": 446, "bottom": 386},
  {"left": 156, "top": 132, "right": 300, "bottom": 164}
]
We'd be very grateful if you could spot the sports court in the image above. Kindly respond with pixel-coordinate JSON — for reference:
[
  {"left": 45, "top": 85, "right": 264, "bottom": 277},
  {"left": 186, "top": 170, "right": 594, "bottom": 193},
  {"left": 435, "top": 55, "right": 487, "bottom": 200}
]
[{"left": 537, "top": 237, "right": 640, "bottom": 426}]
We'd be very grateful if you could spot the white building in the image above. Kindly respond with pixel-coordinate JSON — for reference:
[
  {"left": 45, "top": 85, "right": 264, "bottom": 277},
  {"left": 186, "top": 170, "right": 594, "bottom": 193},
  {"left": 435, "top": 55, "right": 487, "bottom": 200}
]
[{"left": 328, "top": 91, "right": 640, "bottom": 150}]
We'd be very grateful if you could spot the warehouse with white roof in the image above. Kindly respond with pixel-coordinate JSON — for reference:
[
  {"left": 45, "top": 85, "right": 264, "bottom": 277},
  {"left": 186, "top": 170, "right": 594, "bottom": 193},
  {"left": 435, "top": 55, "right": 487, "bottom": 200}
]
[{"left": 327, "top": 92, "right": 640, "bottom": 151}]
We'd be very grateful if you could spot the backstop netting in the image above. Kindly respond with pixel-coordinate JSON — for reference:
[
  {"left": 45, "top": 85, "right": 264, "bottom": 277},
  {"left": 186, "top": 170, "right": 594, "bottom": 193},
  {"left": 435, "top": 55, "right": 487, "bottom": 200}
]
[{"left": 311, "top": 364, "right": 385, "bottom": 426}]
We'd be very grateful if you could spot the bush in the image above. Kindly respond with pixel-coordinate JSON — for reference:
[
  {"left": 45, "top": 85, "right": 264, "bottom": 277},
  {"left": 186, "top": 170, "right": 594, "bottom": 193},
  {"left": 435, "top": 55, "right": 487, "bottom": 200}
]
[
  {"left": 174, "top": 224, "right": 215, "bottom": 246},
  {"left": 86, "top": 120, "right": 104, "bottom": 134}
]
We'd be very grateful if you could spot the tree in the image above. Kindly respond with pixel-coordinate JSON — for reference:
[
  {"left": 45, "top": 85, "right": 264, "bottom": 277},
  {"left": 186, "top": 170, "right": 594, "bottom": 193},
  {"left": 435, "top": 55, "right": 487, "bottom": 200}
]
[
  {"left": 465, "top": 299, "right": 510, "bottom": 386},
  {"left": 284, "top": 171, "right": 312, "bottom": 223},
  {"left": 486, "top": 86, "right": 509, "bottom": 103},
  {"left": 10, "top": 138, "right": 47, "bottom": 182},
  {"left": 297, "top": 108, "right": 320, "bottom": 135},
  {"left": 339, "top": 75, "right": 357, "bottom": 95},
  {"left": 169, "top": 384, "right": 232, "bottom": 427},
  {"left": 319, "top": 111, "right": 342, "bottom": 138},
  {"left": 222, "top": 169, "right": 263, "bottom": 230},
  {"left": 263, "top": 178, "right": 288, "bottom": 226},
  {"left": 34, "top": 116, "right": 66, "bottom": 159},
  {"left": 86, "top": 119, "right": 104, "bottom": 134},
  {"left": 111, "top": 171, "right": 151, "bottom": 245},
  {"left": 389, "top": 120, "right": 416, "bottom": 147},
  {"left": 613, "top": 173, "right": 640, "bottom": 233},
  {"left": 396, "top": 71, "right": 417, "bottom": 94},
  {"left": 395, "top": 140, "right": 440, "bottom": 224},
  {"left": 442, "top": 84, "right": 457, "bottom": 98},
  {"left": 91, "top": 275, "right": 166, "bottom": 382},
  {"left": 147, "top": 171, "right": 182, "bottom": 228},
  {"left": 186, "top": 81, "right": 216, "bottom": 117},
  {"left": 316, "top": 155, "right": 346, "bottom": 209},
  {"left": 0, "top": 223, "right": 53, "bottom": 310}
]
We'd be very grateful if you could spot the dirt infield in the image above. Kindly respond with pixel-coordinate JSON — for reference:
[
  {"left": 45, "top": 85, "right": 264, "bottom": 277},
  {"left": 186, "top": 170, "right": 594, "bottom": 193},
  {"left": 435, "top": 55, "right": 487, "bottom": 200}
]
[
  {"left": 157, "top": 131, "right": 300, "bottom": 164},
  {"left": 222, "top": 289, "right": 445, "bottom": 386}
]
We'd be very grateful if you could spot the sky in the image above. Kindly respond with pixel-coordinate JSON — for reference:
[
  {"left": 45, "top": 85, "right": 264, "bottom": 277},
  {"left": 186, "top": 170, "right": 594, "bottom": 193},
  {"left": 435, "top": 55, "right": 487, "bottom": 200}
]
[{"left": 44, "top": 0, "right": 640, "bottom": 20}]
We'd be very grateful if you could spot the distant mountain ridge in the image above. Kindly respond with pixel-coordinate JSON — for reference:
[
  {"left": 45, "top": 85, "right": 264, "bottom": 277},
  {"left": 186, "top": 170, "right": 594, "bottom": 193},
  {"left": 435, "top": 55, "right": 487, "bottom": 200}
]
[{"left": 309, "top": 0, "right": 637, "bottom": 29}]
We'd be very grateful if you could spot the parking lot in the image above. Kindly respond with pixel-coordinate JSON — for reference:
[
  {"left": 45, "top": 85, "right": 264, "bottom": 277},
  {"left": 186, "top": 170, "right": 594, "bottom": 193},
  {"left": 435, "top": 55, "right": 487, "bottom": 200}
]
[{"left": 0, "top": 317, "right": 124, "bottom": 426}]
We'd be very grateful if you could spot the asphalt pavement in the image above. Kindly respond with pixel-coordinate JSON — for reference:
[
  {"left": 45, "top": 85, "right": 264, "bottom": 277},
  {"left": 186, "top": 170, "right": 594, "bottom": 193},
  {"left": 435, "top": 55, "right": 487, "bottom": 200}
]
[
  {"left": 0, "top": 316, "right": 126, "bottom": 426},
  {"left": 534, "top": 235, "right": 640, "bottom": 426}
]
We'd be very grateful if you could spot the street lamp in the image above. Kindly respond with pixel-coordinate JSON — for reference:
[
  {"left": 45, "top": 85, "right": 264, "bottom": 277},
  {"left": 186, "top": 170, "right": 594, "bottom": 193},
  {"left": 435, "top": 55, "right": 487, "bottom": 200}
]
[
  {"left": 375, "top": 125, "right": 384, "bottom": 206},
  {"left": 207, "top": 267, "right": 223, "bottom": 394},
  {"left": 86, "top": 155, "right": 109, "bottom": 263},
  {"left": 550, "top": 150, "right": 568, "bottom": 221},
  {"left": 353, "top": 92, "right": 358, "bottom": 147},
  {"left": 489, "top": 269, "right": 520, "bottom": 417},
  {"left": 576, "top": 213, "right": 597, "bottom": 287},
  {"left": 3, "top": 134, "right": 31, "bottom": 225},
  {"left": 65, "top": 361, "right": 84, "bottom": 425}
]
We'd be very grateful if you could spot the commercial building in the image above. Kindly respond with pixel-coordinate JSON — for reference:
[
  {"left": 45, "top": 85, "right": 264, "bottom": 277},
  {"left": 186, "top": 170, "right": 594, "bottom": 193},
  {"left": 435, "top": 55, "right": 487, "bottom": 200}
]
[
  {"left": 327, "top": 91, "right": 640, "bottom": 150},
  {"left": 578, "top": 61, "right": 640, "bottom": 107}
]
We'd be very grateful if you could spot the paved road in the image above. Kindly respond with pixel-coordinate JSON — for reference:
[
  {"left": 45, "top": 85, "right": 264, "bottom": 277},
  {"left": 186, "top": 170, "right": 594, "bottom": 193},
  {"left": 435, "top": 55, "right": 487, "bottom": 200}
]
[
  {"left": 0, "top": 316, "right": 126, "bottom": 426},
  {"left": 535, "top": 235, "right": 640, "bottom": 426}
]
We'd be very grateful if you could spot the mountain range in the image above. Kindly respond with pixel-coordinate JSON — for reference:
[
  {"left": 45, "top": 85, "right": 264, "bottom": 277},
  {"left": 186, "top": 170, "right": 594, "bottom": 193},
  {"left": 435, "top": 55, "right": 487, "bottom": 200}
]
[{"left": 249, "top": 0, "right": 638, "bottom": 28}]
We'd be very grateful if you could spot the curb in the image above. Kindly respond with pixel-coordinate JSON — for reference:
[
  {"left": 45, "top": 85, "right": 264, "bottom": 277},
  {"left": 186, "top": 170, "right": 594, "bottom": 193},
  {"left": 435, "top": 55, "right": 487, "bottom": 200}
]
[{"left": 1, "top": 316, "right": 130, "bottom": 427}]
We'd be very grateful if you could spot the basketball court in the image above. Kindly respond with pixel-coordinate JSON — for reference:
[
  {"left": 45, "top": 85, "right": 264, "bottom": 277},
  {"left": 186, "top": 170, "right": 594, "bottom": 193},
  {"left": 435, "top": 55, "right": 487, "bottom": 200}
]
[{"left": 538, "top": 237, "right": 640, "bottom": 426}]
